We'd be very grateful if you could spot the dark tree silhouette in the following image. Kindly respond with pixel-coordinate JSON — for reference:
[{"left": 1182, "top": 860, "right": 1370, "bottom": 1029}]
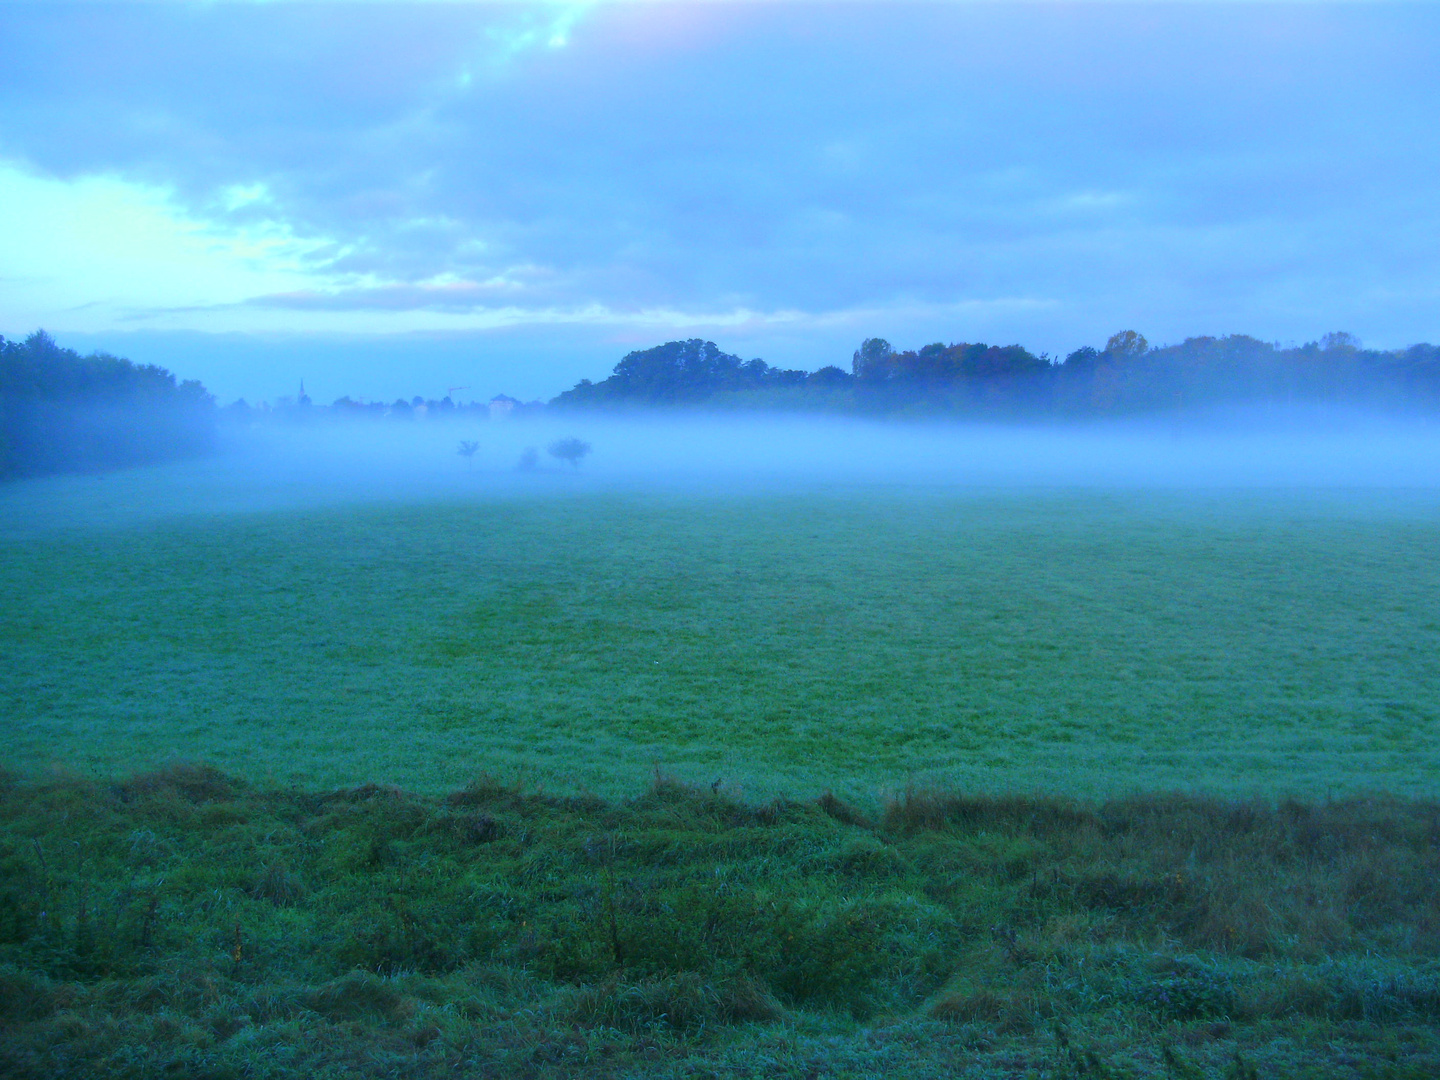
[
  {"left": 851, "top": 337, "right": 895, "bottom": 380},
  {"left": 550, "top": 339, "right": 813, "bottom": 408},
  {"left": 1, "top": 329, "right": 215, "bottom": 479},
  {"left": 547, "top": 437, "right": 591, "bottom": 468},
  {"left": 544, "top": 332, "right": 1440, "bottom": 419}
]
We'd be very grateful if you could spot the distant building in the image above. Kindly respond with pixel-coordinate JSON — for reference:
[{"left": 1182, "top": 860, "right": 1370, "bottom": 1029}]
[{"left": 489, "top": 394, "right": 520, "bottom": 420}]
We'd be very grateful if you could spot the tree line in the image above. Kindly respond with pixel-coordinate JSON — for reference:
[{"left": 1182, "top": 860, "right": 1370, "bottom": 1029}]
[
  {"left": 0, "top": 330, "right": 215, "bottom": 479},
  {"left": 9, "top": 325, "right": 1440, "bottom": 481},
  {"left": 550, "top": 338, "right": 851, "bottom": 408},
  {"left": 552, "top": 332, "right": 1440, "bottom": 416}
]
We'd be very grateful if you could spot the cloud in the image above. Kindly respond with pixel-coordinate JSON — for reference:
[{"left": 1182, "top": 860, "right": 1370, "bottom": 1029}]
[
  {"left": 2, "top": 0, "right": 1439, "bottom": 384},
  {"left": 249, "top": 280, "right": 529, "bottom": 313}
]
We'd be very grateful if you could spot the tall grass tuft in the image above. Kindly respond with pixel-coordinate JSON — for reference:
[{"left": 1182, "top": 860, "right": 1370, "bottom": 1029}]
[{"left": 2, "top": 767, "right": 1439, "bottom": 1076}]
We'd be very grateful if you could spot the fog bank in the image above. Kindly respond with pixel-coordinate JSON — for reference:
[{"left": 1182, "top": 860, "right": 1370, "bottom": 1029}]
[{"left": 5, "top": 405, "right": 1440, "bottom": 537}]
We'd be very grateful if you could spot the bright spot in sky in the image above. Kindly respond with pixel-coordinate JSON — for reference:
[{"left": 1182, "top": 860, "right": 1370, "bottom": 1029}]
[
  {"left": 482, "top": 2, "right": 589, "bottom": 66},
  {"left": 0, "top": 164, "right": 324, "bottom": 332}
]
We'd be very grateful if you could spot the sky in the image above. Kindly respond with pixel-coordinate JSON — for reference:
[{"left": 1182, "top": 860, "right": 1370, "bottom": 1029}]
[{"left": 2, "top": 1, "right": 1438, "bottom": 404}]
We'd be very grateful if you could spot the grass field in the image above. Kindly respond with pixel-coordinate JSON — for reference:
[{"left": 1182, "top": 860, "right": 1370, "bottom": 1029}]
[
  {"left": 4, "top": 463, "right": 1440, "bottom": 1076},
  {"left": 3, "top": 478, "right": 1439, "bottom": 801}
]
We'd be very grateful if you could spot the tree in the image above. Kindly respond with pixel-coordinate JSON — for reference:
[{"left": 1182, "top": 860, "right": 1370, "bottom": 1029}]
[
  {"left": 550, "top": 339, "right": 795, "bottom": 407},
  {"left": 809, "top": 365, "right": 853, "bottom": 387},
  {"left": 457, "top": 440, "right": 478, "bottom": 470},
  {"left": 851, "top": 338, "right": 894, "bottom": 381},
  {"left": 1, "top": 328, "right": 215, "bottom": 478},
  {"left": 547, "top": 437, "right": 591, "bottom": 468},
  {"left": 1105, "top": 330, "right": 1148, "bottom": 357}
]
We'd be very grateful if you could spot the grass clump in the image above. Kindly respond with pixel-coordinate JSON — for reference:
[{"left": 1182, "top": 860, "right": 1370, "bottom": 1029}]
[
  {"left": 1, "top": 767, "right": 1439, "bottom": 1076},
  {"left": 564, "top": 971, "right": 782, "bottom": 1032}
]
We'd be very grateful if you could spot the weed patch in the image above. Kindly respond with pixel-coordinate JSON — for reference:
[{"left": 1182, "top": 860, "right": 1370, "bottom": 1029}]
[{"left": 0, "top": 768, "right": 1438, "bottom": 1076}]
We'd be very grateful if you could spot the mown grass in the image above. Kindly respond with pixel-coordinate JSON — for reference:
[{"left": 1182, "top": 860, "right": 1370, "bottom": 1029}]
[
  {"left": 1, "top": 764, "right": 1437, "bottom": 1078},
  {"left": 3, "top": 488, "right": 1439, "bottom": 799}
]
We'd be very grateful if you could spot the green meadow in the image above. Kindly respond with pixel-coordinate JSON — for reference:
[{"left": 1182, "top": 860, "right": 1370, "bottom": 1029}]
[
  {"left": 3, "top": 484, "right": 1439, "bottom": 800},
  {"left": 4, "top": 475, "right": 1440, "bottom": 1077}
]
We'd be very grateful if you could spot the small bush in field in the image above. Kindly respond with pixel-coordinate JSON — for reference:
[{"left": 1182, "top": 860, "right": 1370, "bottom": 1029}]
[{"left": 546, "top": 437, "right": 591, "bottom": 468}]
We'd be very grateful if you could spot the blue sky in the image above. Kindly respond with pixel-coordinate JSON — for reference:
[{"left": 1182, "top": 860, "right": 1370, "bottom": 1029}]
[{"left": 2, "top": 1, "right": 1438, "bottom": 403}]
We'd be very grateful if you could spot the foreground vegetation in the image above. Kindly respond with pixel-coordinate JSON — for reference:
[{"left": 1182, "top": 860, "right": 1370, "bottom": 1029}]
[{"left": 1, "top": 765, "right": 1436, "bottom": 1077}]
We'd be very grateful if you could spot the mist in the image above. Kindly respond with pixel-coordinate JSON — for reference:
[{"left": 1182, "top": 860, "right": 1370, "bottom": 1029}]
[
  {"left": 146, "top": 403, "right": 1440, "bottom": 493},
  {"left": 5, "top": 405, "right": 1440, "bottom": 538}
]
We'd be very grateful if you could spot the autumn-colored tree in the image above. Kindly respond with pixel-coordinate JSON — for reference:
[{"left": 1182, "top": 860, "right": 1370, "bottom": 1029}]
[{"left": 1105, "top": 330, "right": 1148, "bottom": 357}]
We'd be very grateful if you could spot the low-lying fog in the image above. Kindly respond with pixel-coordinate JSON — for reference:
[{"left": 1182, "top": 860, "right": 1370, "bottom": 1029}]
[{"left": 6, "top": 405, "right": 1440, "bottom": 534}]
